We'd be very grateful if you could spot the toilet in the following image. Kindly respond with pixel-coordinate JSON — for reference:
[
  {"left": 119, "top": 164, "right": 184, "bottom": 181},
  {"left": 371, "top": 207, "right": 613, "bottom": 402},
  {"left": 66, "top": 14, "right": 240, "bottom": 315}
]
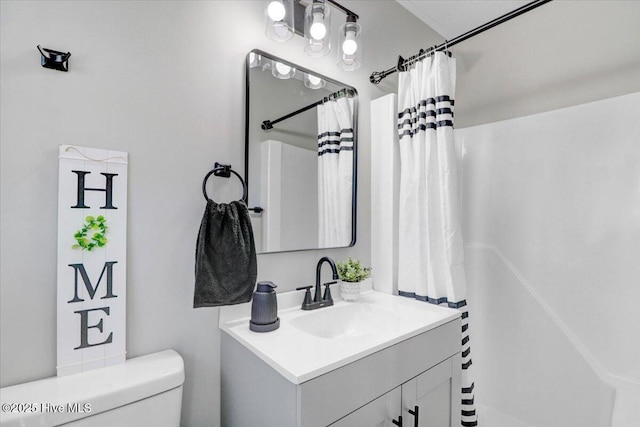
[{"left": 0, "top": 350, "right": 184, "bottom": 427}]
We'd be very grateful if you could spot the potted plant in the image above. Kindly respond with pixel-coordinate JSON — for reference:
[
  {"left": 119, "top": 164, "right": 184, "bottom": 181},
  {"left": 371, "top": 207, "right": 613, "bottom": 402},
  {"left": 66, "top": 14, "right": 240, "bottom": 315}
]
[{"left": 336, "top": 258, "right": 372, "bottom": 301}]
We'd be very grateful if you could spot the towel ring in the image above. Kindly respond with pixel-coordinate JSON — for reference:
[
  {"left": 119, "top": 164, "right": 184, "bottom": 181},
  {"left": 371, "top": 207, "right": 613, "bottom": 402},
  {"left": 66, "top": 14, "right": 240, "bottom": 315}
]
[{"left": 202, "top": 163, "right": 263, "bottom": 213}]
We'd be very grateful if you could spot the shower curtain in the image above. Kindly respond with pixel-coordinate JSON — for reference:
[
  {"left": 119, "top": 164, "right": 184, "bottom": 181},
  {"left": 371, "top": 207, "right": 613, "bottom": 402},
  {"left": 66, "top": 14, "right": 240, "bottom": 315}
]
[
  {"left": 397, "top": 52, "right": 477, "bottom": 427},
  {"left": 317, "top": 95, "right": 354, "bottom": 247}
]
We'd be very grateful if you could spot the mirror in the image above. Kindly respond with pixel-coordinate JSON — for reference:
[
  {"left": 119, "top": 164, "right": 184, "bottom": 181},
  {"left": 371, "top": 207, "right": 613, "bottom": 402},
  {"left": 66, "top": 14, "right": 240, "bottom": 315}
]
[{"left": 245, "top": 49, "right": 358, "bottom": 254}]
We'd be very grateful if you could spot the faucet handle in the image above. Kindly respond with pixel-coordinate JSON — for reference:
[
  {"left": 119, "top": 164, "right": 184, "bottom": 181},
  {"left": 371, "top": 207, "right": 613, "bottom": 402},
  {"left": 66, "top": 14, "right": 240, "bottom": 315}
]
[
  {"left": 296, "top": 286, "right": 313, "bottom": 308},
  {"left": 322, "top": 281, "right": 336, "bottom": 304}
]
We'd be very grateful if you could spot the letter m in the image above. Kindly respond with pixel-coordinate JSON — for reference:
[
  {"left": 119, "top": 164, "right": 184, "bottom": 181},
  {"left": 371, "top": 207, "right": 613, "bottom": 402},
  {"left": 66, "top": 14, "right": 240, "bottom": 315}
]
[{"left": 67, "top": 262, "right": 118, "bottom": 303}]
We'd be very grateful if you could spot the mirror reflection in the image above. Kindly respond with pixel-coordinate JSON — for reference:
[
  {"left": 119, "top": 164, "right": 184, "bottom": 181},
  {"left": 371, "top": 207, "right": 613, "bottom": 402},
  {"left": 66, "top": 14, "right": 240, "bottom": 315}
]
[{"left": 245, "top": 49, "right": 357, "bottom": 254}]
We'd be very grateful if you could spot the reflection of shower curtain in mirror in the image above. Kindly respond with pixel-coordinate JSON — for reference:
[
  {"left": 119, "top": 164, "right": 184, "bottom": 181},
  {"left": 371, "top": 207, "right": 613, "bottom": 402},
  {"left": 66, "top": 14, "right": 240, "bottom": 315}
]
[{"left": 317, "top": 96, "right": 353, "bottom": 247}]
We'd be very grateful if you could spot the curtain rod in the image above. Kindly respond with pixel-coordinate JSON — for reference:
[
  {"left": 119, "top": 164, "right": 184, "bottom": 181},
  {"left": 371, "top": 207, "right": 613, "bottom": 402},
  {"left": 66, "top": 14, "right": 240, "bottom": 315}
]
[
  {"left": 261, "top": 88, "right": 355, "bottom": 130},
  {"left": 369, "top": 0, "right": 553, "bottom": 85}
]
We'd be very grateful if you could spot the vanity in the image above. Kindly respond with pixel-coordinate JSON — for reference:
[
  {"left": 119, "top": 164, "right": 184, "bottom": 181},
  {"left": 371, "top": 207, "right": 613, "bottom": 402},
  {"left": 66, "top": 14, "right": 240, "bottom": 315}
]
[{"left": 219, "top": 289, "right": 461, "bottom": 427}]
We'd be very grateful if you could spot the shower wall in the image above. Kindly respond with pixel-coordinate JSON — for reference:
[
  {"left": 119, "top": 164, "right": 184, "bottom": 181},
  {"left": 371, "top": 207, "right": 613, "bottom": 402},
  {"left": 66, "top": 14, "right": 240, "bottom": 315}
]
[{"left": 457, "top": 92, "right": 640, "bottom": 426}]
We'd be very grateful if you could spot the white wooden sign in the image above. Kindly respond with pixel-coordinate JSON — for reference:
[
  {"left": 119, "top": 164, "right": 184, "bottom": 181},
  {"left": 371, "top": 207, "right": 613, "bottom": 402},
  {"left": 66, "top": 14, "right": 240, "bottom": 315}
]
[{"left": 56, "top": 145, "right": 128, "bottom": 376}]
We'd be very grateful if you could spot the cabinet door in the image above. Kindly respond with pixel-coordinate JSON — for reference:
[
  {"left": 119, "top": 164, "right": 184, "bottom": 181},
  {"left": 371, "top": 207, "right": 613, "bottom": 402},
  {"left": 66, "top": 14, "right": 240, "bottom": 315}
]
[
  {"left": 330, "top": 387, "right": 402, "bottom": 427},
  {"left": 402, "top": 358, "right": 456, "bottom": 427}
]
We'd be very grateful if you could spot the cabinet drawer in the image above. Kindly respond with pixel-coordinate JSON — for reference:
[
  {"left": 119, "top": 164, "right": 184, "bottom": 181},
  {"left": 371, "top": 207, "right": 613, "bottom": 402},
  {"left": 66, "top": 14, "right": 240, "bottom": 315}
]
[{"left": 299, "top": 319, "right": 460, "bottom": 427}]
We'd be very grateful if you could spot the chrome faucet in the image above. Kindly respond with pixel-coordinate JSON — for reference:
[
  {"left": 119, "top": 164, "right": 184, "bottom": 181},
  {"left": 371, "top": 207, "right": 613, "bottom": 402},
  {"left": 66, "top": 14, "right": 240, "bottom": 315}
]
[{"left": 296, "top": 256, "right": 339, "bottom": 310}]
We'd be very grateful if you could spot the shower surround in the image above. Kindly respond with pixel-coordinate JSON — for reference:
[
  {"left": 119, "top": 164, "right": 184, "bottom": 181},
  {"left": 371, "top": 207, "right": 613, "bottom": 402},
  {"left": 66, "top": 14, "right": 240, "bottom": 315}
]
[{"left": 457, "top": 92, "right": 640, "bottom": 426}]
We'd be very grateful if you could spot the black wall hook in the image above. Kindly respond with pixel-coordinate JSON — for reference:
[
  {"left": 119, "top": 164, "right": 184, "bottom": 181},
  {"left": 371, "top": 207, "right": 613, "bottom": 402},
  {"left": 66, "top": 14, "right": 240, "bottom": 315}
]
[{"left": 37, "top": 45, "right": 71, "bottom": 72}]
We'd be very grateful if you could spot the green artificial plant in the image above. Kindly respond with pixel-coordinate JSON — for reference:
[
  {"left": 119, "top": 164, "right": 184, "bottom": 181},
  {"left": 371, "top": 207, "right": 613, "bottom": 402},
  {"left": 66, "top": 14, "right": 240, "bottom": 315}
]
[{"left": 336, "top": 258, "right": 371, "bottom": 283}]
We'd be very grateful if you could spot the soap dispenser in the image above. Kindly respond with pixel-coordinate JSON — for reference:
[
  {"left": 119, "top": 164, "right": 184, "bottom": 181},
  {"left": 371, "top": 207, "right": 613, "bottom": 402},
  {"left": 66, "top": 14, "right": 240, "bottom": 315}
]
[{"left": 249, "top": 281, "right": 280, "bottom": 332}]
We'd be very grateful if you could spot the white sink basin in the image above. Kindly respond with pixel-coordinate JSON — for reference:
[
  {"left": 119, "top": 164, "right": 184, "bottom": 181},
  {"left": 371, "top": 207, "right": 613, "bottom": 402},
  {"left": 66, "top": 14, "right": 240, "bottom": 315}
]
[
  {"left": 219, "top": 290, "right": 460, "bottom": 384},
  {"left": 289, "top": 303, "right": 396, "bottom": 339}
]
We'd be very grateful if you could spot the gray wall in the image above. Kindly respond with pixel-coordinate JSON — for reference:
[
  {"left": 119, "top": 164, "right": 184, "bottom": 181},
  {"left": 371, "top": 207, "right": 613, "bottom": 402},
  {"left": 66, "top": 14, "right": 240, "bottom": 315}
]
[{"left": 0, "top": 1, "right": 439, "bottom": 426}]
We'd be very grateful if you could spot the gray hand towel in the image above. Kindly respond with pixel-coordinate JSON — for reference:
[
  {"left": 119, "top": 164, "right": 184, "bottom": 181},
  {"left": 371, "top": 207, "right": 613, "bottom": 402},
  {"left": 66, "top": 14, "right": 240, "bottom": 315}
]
[{"left": 194, "top": 200, "right": 257, "bottom": 308}]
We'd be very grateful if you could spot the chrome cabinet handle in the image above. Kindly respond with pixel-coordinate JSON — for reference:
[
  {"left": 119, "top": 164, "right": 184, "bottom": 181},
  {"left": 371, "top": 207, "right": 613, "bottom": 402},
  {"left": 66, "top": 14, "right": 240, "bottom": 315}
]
[{"left": 408, "top": 405, "right": 419, "bottom": 427}]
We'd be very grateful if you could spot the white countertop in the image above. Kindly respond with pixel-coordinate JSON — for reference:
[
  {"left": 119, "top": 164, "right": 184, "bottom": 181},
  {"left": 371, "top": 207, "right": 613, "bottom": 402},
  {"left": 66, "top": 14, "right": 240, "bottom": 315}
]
[{"left": 219, "top": 289, "right": 460, "bottom": 384}]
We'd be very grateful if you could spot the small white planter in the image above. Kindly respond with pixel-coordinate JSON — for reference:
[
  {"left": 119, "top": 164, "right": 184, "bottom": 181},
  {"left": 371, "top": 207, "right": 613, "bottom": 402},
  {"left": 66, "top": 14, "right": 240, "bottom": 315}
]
[{"left": 340, "top": 277, "right": 372, "bottom": 301}]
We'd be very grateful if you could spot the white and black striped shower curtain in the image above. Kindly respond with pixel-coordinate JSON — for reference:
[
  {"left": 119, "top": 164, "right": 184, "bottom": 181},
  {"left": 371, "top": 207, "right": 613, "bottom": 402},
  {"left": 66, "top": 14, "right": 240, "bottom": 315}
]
[
  {"left": 317, "top": 96, "right": 354, "bottom": 248},
  {"left": 397, "top": 52, "right": 477, "bottom": 427}
]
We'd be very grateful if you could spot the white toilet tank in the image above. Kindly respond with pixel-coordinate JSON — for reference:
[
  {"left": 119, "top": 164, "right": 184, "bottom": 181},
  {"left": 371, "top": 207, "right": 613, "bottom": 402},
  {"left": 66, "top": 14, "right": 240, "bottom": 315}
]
[{"left": 0, "top": 350, "right": 184, "bottom": 427}]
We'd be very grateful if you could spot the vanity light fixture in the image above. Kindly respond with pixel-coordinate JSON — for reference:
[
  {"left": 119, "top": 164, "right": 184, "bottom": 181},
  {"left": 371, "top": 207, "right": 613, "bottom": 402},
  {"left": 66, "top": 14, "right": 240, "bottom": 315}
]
[
  {"left": 272, "top": 60, "right": 296, "bottom": 79},
  {"left": 265, "top": 0, "right": 294, "bottom": 42},
  {"left": 337, "top": 14, "right": 361, "bottom": 70},
  {"left": 263, "top": 0, "right": 361, "bottom": 71},
  {"left": 304, "top": 73, "right": 326, "bottom": 89},
  {"left": 304, "top": 0, "right": 331, "bottom": 57}
]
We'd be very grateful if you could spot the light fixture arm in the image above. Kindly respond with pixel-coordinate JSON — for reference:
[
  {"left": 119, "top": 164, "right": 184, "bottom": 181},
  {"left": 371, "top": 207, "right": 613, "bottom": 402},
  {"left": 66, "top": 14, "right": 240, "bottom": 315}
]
[
  {"left": 325, "top": 0, "right": 358, "bottom": 20},
  {"left": 344, "top": 13, "right": 357, "bottom": 30}
]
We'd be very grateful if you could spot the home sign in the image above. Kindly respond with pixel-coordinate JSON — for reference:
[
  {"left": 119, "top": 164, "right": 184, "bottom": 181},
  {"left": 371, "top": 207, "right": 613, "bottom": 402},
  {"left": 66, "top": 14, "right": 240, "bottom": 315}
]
[{"left": 56, "top": 145, "right": 128, "bottom": 376}]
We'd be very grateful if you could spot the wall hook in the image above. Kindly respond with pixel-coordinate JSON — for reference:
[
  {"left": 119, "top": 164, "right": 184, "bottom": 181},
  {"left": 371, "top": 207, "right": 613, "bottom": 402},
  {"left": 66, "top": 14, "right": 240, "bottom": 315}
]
[{"left": 37, "top": 45, "right": 71, "bottom": 72}]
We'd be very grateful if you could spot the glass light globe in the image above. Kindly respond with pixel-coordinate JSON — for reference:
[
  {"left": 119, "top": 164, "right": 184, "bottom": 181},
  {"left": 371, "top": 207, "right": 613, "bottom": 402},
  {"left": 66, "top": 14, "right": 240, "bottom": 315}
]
[
  {"left": 342, "top": 31, "right": 358, "bottom": 55},
  {"left": 338, "top": 16, "right": 361, "bottom": 71},
  {"left": 273, "top": 22, "right": 290, "bottom": 38},
  {"left": 304, "top": 73, "right": 325, "bottom": 89},
  {"left": 275, "top": 62, "right": 291, "bottom": 75},
  {"left": 267, "top": 1, "right": 286, "bottom": 21},
  {"left": 249, "top": 52, "right": 257, "bottom": 68},
  {"left": 309, "top": 14, "right": 327, "bottom": 39},
  {"left": 308, "top": 75, "right": 322, "bottom": 85}
]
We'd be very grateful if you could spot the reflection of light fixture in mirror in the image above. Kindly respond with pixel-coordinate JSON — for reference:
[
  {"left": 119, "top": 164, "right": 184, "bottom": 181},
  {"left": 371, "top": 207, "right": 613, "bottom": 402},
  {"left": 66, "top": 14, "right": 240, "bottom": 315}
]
[
  {"left": 338, "top": 14, "right": 361, "bottom": 70},
  {"left": 265, "top": 0, "right": 294, "bottom": 42},
  {"left": 304, "top": 0, "right": 331, "bottom": 57},
  {"left": 272, "top": 61, "right": 296, "bottom": 79},
  {"left": 249, "top": 52, "right": 261, "bottom": 68},
  {"left": 304, "top": 73, "right": 326, "bottom": 89}
]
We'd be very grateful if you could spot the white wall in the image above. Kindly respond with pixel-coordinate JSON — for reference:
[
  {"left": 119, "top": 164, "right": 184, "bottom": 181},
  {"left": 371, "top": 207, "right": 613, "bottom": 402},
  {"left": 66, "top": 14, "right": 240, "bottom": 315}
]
[
  {"left": 259, "top": 140, "right": 318, "bottom": 252},
  {"left": 0, "top": 1, "right": 441, "bottom": 426},
  {"left": 452, "top": 0, "right": 640, "bottom": 128},
  {"left": 458, "top": 92, "right": 640, "bottom": 425}
]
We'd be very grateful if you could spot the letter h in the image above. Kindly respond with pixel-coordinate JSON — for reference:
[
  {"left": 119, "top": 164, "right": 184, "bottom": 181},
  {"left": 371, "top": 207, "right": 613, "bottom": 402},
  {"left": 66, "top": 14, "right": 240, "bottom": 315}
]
[{"left": 70, "top": 171, "right": 118, "bottom": 209}]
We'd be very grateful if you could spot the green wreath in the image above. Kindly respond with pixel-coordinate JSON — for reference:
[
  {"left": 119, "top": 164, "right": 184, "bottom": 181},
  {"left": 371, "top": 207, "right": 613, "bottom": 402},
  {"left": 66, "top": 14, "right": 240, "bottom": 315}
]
[{"left": 72, "top": 215, "right": 108, "bottom": 251}]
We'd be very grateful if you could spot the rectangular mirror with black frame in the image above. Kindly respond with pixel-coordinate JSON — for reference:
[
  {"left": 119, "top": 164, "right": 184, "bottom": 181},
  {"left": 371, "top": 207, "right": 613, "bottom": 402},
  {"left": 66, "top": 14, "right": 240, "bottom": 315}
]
[{"left": 245, "top": 49, "right": 358, "bottom": 254}]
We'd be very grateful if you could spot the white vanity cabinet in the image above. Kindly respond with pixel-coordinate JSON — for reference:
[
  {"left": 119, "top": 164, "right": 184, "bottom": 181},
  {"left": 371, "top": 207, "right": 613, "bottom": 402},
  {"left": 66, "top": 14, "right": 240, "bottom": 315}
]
[
  {"left": 330, "top": 387, "right": 401, "bottom": 427},
  {"left": 331, "top": 356, "right": 459, "bottom": 427},
  {"left": 400, "top": 356, "right": 459, "bottom": 427},
  {"left": 221, "top": 317, "right": 461, "bottom": 427}
]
